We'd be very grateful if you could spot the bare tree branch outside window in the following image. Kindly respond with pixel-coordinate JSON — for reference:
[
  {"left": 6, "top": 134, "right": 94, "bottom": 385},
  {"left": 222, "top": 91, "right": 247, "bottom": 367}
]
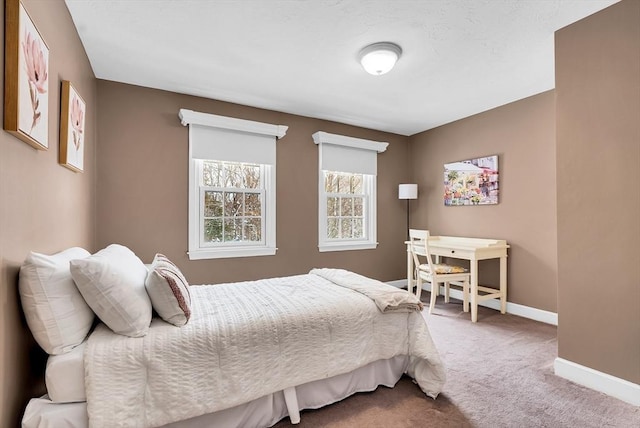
[
  {"left": 202, "top": 160, "right": 263, "bottom": 244},
  {"left": 324, "top": 171, "right": 365, "bottom": 240}
]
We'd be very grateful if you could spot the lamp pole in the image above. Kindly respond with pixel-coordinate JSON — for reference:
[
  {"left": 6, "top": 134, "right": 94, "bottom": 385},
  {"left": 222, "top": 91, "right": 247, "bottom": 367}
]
[
  {"left": 406, "top": 198, "right": 411, "bottom": 241},
  {"left": 398, "top": 184, "right": 418, "bottom": 242}
]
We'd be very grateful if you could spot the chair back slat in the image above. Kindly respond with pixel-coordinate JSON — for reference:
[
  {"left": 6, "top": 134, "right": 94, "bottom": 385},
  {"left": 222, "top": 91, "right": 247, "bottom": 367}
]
[{"left": 409, "top": 229, "right": 432, "bottom": 273}]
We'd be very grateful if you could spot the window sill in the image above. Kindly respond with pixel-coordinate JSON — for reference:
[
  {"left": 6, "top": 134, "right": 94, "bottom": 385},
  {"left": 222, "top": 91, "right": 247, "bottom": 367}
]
[
  {"left": 318, "top": 242, "right": 378, "bottom": 252},
  {"left": 188, "top": 246, "right": 277, "bottom": 260}
]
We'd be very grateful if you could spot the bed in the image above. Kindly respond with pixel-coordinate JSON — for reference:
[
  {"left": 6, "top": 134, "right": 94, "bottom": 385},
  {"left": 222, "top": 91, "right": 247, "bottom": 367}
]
[{"left": 19, "top": 245, "right": 445, "bottom": 428}]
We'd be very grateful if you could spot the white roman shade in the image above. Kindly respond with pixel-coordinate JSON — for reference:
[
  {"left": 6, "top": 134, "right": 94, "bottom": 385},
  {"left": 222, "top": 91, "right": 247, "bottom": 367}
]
[
  {"left": 190, "top": 125, "right": 276, "bottom": 164},
  {"left": 179, "top": 109, "right": 288, "bottom": 164},
  {"left": 179, "top": 108, "right": 287, "bottom": 260},
  {"left": 312, "top": 131, "right": 388, "bottom": 175}
]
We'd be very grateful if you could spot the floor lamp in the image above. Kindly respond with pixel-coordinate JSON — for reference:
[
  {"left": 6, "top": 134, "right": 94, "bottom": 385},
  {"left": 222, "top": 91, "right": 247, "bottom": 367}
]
[{"left": 398, "top": 184, "right": 418, "bottom": 241}]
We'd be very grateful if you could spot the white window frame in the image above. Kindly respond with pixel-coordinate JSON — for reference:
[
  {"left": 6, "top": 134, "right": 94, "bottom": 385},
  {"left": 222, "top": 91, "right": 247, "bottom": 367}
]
[
  {"left": 196, "top": 160, "right": 268, "bottom": 249},
  {"left": 313, "top": 131, "right": 388, "bottom": 252},
  {"left": 319, "top": 171, "right": 377, "bottom": 252},
  {"left": 179, "top": 109, "right": 287, "bottom": 260}
]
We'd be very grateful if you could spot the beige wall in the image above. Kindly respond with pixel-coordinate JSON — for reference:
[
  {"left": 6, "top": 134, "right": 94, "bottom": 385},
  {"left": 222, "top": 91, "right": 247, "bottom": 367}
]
[
  {"left": 95, "top": 80, "right": 411, "bottom": 285},
  {"left": 1, "top": 1, "right": 638, "bottom": 425},
  {"left": 556, "top": 0, "right": 640, "bottom": 384},
  {"left": 408, "top": 91, "right": 558, "bottom": 313},
  {"left": 0, "top": 0, "right": 97, "bottom": 425}
]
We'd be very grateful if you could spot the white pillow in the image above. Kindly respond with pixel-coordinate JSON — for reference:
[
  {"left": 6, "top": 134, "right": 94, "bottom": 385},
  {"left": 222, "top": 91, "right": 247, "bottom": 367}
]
[
  {"left": 70, "top": 244, "right": 151, "bottom": 337},
  {"left": 45, "top": 339, "right": 86, "bottom": 403},
  {"left": 145, "top": 254, "right": 192, "bottom": 326},
  {"left": 19, "top": 247, "right": 94, "bottom": 355}
]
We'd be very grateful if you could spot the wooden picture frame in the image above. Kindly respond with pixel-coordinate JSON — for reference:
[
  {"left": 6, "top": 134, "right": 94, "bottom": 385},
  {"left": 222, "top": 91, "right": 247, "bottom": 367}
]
[
  {"left": 3, "top": 0, "right": 50, "bottom": 150},
  {"left": 59, "top": 81, "right": 86, "bottom": 172},
  {"left": 444, "top": 155, "right": 499, "bottom": 206}
]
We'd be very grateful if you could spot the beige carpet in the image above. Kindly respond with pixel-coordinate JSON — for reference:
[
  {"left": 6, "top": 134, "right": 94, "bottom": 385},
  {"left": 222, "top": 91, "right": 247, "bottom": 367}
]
[{"left": 273, "top": 296, "right": 640, "bottom": 428}]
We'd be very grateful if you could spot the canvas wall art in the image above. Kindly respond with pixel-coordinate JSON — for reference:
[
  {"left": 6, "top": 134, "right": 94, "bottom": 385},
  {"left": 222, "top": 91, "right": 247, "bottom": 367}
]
[
  {"left": 59, "top": 81, "right": 86, "bottom": 172},
  {"left": 444, "top": 155, "right": 499, "bottom": 206},
  {"left": 3, "top": 0, "right": 50, "bottom": 150}
]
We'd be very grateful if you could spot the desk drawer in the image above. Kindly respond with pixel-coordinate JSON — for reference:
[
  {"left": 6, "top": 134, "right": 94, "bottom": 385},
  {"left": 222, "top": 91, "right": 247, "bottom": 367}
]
[{"left": 430, "top": 247, "right": 474, "bottom": 260}]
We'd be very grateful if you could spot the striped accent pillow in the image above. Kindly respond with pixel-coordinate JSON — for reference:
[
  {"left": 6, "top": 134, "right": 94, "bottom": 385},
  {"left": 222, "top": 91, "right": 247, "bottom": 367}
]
[{"left": 145, "top": 254, "right": 192, "bottom": 326}]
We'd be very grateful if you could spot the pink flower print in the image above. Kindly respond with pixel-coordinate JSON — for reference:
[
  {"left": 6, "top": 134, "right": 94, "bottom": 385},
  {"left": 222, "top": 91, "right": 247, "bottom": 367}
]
[
  {"left": 70, "top": 95, "right": 84, "bottom": 150},
  {"left": 22, "top": 30, "right": 48, "bottom": 131}
]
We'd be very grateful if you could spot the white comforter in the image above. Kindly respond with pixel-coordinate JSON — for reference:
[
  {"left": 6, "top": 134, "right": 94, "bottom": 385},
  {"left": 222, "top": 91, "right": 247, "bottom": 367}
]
[{"left": 85, "top": 270, "right": 445, "bottom": 428}]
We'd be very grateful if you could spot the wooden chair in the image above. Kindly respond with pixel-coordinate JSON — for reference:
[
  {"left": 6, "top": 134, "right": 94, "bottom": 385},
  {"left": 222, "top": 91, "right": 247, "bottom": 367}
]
[{"left": 409, "top": 229, "right": 471, "bottom": 315}]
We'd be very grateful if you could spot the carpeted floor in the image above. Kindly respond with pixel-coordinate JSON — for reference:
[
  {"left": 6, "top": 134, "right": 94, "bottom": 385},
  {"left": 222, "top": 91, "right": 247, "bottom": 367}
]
[{"left": 273, "top": 295, "right": 640, "bottom": 428}]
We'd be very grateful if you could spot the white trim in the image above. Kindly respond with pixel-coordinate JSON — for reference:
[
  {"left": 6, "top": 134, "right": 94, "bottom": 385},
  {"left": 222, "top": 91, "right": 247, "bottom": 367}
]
[
  {"left": 312, "top": 131, "right": 388, "bottom": 153},
  {"left": 179, "top": 108, "right": 288, "bottom": 139},
  {"left": 318, "top": 242, "right": 378, "bottom": 252},
  {"left": 317, "top": 173, "right": 377, "bottom": 252},
  {"left": 188, "top": 246, "right": 277, "bottom": 260},
  {"left": 400, "top": 273, "right": 639, "bottom": 407},
  {"left": 469, "top": 291, "right": 558, "bottom": 325},
  {"left": 186, "top": 151, "right": 277, "bottom": 260},
  {"left": 407, "top": 279, "right": 558, "bottom": 325},
  {"left": 554, "top": 358, "right": 640, "bottom": 406},
  {"left": 182, "top": 108, "right": 284, "bottom": 261},
  {"left": 188, "top": 133, "right": 198, "bottom": 257},
  {"left": 315, "top": 131, "right": 384, "bottom": 253}
]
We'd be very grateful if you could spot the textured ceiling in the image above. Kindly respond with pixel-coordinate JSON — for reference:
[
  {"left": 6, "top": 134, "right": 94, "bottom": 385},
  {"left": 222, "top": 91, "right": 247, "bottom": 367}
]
[{"left": 64, "top": 0, "right": 618, "bottom": 136}]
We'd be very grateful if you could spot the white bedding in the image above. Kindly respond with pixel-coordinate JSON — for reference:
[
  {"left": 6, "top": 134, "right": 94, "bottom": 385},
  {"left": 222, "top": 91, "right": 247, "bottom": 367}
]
[
  {"left": 23, "top": 356, "right": 408, "bottom": 428},
  {"left": 45, "top": 340, "right": 86, "bottom": 403},
  {"left": 85, "top": 270, "right": 445, "bottom": 428}
]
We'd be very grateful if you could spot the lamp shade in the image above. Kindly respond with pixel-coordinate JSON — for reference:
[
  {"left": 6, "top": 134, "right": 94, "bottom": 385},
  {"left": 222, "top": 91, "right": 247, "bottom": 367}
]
[
  {"left": 359, "top": 42, "right": 402, "bottom": 76},
  {"left": 398, "top": 183, "right": 418, "bottom": 200}
]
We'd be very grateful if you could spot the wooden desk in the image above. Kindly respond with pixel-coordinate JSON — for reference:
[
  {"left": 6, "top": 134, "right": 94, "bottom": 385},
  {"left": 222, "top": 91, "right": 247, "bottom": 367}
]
[{"left": 406, "top": 236, "right": 510, "bottom": 322}]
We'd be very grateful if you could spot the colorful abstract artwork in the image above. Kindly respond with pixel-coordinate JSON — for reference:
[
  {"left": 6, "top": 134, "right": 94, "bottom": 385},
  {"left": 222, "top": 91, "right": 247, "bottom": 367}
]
[{"left": 444, "top": 155, "right": 499, "bottom": 206}]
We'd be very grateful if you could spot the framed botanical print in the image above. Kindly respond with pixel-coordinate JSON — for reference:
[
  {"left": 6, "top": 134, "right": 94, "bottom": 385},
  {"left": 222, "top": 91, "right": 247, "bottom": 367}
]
[
  {"left": 4, "top": 0, "right": 50, "bottom": 150},
  {"left": 59, "top": 81, "right": 86, "bottom": 172}
]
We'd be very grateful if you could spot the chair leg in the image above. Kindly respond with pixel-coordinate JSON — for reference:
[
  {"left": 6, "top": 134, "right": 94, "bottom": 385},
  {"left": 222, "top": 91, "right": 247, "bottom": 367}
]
[
  {"left": 444, "top": 282, "right": 450, "bottom": 303},
  {"left": 429, "top": 281, "right": 437, "bottom": 314},
  {"left": 416, "top": 276, "right": 423, "bottom": 300},
  {"left": 407, "top": 268, "right": 415, "bottom": 295}
]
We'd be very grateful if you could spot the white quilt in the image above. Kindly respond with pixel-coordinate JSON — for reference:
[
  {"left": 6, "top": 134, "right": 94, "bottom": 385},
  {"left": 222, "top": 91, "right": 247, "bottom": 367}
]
[{"left": 85, "top": 270, "right": 445, "bottom": 428}]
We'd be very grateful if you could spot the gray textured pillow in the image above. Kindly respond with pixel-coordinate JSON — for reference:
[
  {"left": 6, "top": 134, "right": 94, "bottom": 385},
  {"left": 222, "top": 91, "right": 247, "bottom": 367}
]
[
  {"left": 70, "top": 244, "right": 151, "bottom": 337},
  {"left": 145, "top": 254, "right": 191, "bottom": 326}
]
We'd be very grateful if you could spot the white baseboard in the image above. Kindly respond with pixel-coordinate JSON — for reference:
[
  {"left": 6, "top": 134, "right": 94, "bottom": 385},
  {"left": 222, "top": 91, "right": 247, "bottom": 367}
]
[
  {"left": 554, "top": 358, "right": 640, "bottom": 406},
  {"left": 388, "top": 279, "right": 558, "bottom": 326},
  {"left": 391, "top": 279, "right": 638, "bottom": 406}
]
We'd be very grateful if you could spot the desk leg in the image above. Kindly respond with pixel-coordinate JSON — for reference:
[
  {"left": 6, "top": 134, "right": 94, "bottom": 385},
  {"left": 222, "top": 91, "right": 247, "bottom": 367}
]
[
  {"left": 500, "top": 256, "right": 507, "bottom": 314},
  {"left": 407, "top": 247, "right": 414, "bottom": 294},
  {"left": 470, "top": 260, "right": 478, "bottom": 323}
]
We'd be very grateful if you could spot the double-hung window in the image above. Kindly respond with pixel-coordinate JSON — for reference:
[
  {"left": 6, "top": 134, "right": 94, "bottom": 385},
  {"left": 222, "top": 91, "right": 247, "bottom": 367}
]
[
  {"left": 179, "top": 109, "right": 287, "bottom": 260},
  {"left": 198, "top": 160, "right": 265, "bottom": 245},
  {"left": 313, "top": 131, "right": 388, "bottom": 252}
]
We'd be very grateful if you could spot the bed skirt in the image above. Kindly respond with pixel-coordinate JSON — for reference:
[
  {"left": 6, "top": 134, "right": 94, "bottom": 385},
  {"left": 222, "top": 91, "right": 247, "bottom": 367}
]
[{"left": 23, "top": 355, "right": 409, "bottom": 428}]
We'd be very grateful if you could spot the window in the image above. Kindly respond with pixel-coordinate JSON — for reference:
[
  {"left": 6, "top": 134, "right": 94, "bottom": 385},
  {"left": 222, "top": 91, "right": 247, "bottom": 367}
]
[
  {"left": 313, "top": 131, "right": 388, "bottom": 252},
  {"left": 179, "top": 109, "right": 287, "bottom": 260},
  {"left": 199, "top": 160, "right": 265, "bottom": 245},
  {"left": 324, "top": 171, "right": 368, "bottom": 240}
]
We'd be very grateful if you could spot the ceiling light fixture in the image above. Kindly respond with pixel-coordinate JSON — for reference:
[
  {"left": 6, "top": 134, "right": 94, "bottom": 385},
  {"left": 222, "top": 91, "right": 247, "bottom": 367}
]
[{"left": 358, "top": 42, "right": 402, "bottom": 76}]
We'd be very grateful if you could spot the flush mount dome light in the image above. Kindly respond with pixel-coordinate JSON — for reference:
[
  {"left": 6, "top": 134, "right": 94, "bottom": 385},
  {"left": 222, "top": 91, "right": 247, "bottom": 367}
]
[{"left": 358, "top": 42, "right": 402, "bottom": 76}]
